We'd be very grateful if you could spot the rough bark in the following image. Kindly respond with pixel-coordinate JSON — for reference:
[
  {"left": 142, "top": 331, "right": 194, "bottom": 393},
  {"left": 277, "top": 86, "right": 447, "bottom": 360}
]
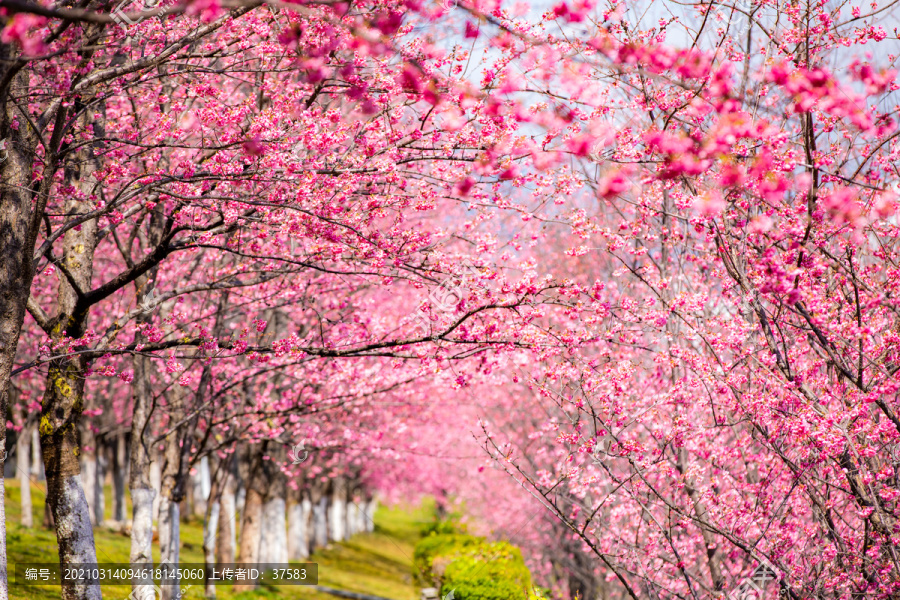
[
  {"left": 0, "top": 465, "right": 7, "bottom": 600},
  {"left": 36, "top": 81, "right": 107, "bottom": 600},
  {"left": 235, "top": 443, "right": 268, "bottom": 592},
  {"left": 40, "top": 270, "right": 103, "bottom": 600},
  {"left": 215, "top": 465, "right": 237, "bottom": 566},
  {"left": 158, "top": 382, "right": 194, "bottom": 600},
  {"left": 43, "top": 496, "right": 55, "bottom": 529},
  {"left": 129, "top": 346, "right": 158, "bottom": 600},
  {"left": 0, "top": 43, "right": 44, "bottom": 600},
  {"left": 128, "top": 200, "right": 166, "bottom": 600},
  {"left": 45, "top": 475, "right": 102, "bottom": 600},
  {"left": 236, "top": 486, "right": 263, "bottom": 588}
]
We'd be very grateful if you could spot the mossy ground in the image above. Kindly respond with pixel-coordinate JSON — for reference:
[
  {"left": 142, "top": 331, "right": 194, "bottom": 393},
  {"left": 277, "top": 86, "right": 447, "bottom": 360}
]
[{"left": 4, "top": 478, "right": 427, "bottom": 600}]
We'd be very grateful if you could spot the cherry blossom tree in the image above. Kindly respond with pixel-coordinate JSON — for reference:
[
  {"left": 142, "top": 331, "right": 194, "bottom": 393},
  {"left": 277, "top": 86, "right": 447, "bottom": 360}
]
[
  {"left": 0, "top": 1, "right": 572, "bottom": 599},
  {"left": 474, "top": 1, "right": 900, "bottom": 598}
]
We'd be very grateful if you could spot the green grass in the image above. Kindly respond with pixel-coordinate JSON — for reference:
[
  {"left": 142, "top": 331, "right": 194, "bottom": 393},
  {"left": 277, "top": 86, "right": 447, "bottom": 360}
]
[{"left": 5, "top": 478, "right": 429, "bottom": 600}]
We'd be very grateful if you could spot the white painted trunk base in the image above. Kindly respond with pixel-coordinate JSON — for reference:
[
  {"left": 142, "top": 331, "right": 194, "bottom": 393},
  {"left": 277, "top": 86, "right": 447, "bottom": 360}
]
[
  {"left": 260, "top": 497, "right": 288, "bottom": 568},
  {"left": 30, "top": 429, "right": 43, "bottom": 480},
  {"left": 203, "top": 499, "right": 220, "bottom": 598},
  {"left": 158, "top": 497, "right": 180, "bottom": 600},
  {"left": 192, "top": 457, "right": 210, "bottom": 517},
  {"left": 287, "top": 500, "right": 310, "bottom": 560},
  {"left": 149, "top": 462, "right": 161, "bottom": 524},
  {"left": 356, "top": 500, "right": 367, "bottom": 534},
  {"left": 80, "top": 457, "right": 97, "bottom": 526},
  {"left": 312, "top": 498, "right": 328, "bottom": 549},
  {"left": 345, "top": 501, "right": 357, "bottom": 537},
  {"left": 57, "top": 475, "right": 102, "bottom": 600},
  {"left": 328, "top": 497, "right": 346, "bottom": 542},
  {"left": 129, "top": 487, "right": 155, "bottom": 600}
]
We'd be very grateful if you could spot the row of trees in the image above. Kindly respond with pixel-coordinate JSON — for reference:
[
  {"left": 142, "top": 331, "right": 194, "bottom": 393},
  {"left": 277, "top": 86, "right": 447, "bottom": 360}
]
[
  {"left": 1, "top": 0, "right": 899, "bottom": 599},
  {"left": 9, "top": 428, "right": 377, "bottom": 596}
]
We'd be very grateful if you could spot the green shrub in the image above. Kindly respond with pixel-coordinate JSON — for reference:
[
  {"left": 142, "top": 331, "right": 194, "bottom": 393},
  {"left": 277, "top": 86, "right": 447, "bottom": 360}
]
[
  {"left": 413, "top": 534, "right": 536, "bottom": 600},
  {"left": 440, "top": 541, "right": 533, "bottom": 600},
  {"left": 413, "top": 533, "right": 482, "bottom": 586}
]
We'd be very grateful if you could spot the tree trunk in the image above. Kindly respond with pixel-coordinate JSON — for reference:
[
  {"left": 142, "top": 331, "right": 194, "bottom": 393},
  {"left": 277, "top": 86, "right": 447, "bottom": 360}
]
[
  {"left": 158, "top": 497, "right": 181, "bottom": 600},
  {"left": 31, "top": 428, "right": 43, "bottom": 480},
  {"left": 96, "top": 444, "right": 106, "bottom": 525},
  {"left": 311, "top": 485, "right": 328, "bottom": 550},
  {"left": 236, "top": 488, "right": 264, "bottom": 591},
  {"left": 261, "top": 496, "right": 288, "bottom": 568},
  {"left": 80, "top": 427, "right": 97, "bottom": 527},
  {"left": 260, "top": 448, "right": 287, "bottom": 568},
  {"left": 302, "top": 495, "right": 313, "bottom": 550},
  {"left": 158, "top": 382, "right": 195, "bottom": 600},
  {"left": 216, "top": 468, "right": 236, "bottom": 566},
  {"left": 158, "top": 512, "right": 182, "bottom": 597},
  {"left": 355, "top": 492, "right": 368, "bottom": 534},
  {"left": 203, "top": 476, "right": 220, "bottom": 598},
  {"left": 0, "top": 44, "right": 45, "bottom": 600},
  {"left": 193, "top": 456, "right": 210, "bottom": 518},
  {"left": 328, "top": 477, "right": 347, "bottom": 542},
  {"left": 0, "top": 461, "right": 7, "bottom": 600},
  {"left": 128, "top": 201, "right": 166, "bottom": 600},
  {"left": 38, "top": 89, "right": 106, "bottom": 600},
  {"left": 180, "top": 495, "right": 190, "bottom": 525},
  {"left": 347, "top": 486, "right": 363, "bottom": 537},
  {"left": 43, "top": 496, "right": 55, "bottom": 529},
  {"left": 129, "top": 349, "right": 157, "bottom": 600},
  {"left": 41, "top": 362, "right": 102, "bottom": 600},
  {"left": 287, "top": 493, "right": 310, "bottom": 561},
  {"left": 345, "top": 496, "right": 356, "bottom": 537},
  {"left": 365, "top": 497, "right": 377, "bottom": 532},
  {"left": 17, "top": 425, "right": 32, "bottom": 527},
  {"left": 44, "top": 473, "right": 102, "bottom": 600},
  {"left": 235, "top": 443, "right": 267, "bottom": 592},
  {"left": 112, "top": 432, "right": 128, "bottom": 523},
  {"left": 80, "top": 456, "right": 96, "bottom": 526},
  {"left": 150, "top": 460, "right": 162, "bottom": 523}
]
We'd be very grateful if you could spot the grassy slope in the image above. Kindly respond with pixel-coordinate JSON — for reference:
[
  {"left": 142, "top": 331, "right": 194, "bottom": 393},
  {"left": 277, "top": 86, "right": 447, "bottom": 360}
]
[{"left": 5, "top": 479, "right": 425, "bottom": 600}]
